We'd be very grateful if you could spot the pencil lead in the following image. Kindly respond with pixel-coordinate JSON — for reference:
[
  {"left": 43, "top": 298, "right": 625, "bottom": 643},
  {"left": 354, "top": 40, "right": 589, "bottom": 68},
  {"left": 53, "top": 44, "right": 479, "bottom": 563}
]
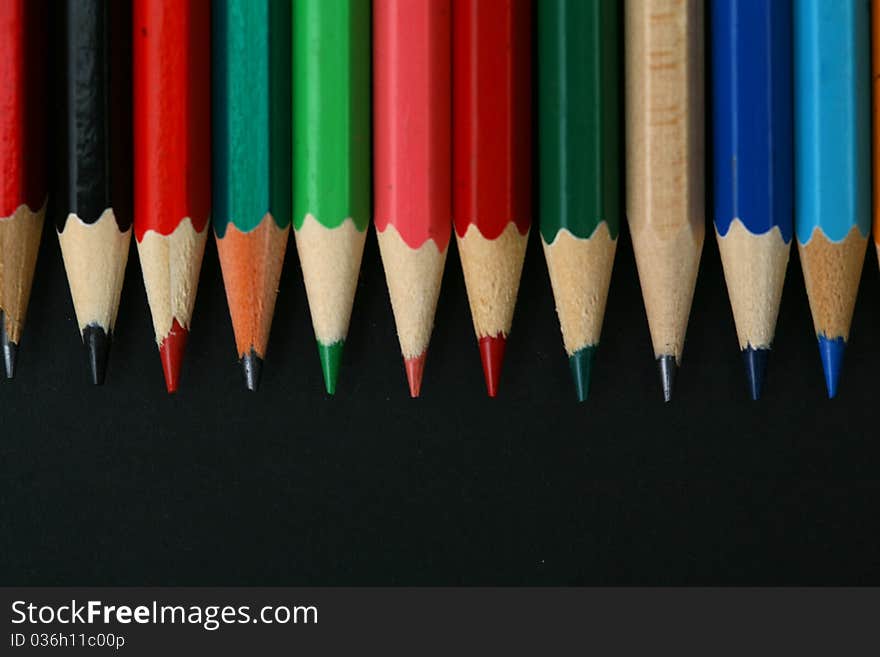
[
  {"left": 479, "top": 334, "right": 506, "bottom": 398},
  {"left": 2, "top": 340, "right": 16, "bottom": 380},
  {"left": 742, "top": 347, "right": 770, "bottom": 401},
  {"left": 83, "top": 324, "right": 111, "bottom": 386},
  {"left": 159, "top": 319, "right": 188, "bottom": 394},
  {"left": 1, "top": 312, "right": 17, "bottom": 379},
  {"left": 817, "top": 334, "right": 846, "bottom": 399},
  {"left": 404, "top": 352, "right": 427, "bottom": 398},
  {"left": 241, "top": 348, "right": 263, "bottom": 392},
  {"left": 657, "top": 354, "right": 677, "bottom": 403},
  {"left": 569, "top": 346, "right": 596, "bottom": 403},
  {"left": 317, "top": 340, "right": 343, "bottom": 395}
]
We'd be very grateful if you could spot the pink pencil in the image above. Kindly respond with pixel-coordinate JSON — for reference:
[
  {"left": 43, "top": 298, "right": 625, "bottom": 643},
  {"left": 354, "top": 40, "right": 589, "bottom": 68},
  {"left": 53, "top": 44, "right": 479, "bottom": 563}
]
[{"left": 373, "top": 0, "right": 452, "bottom": 397}]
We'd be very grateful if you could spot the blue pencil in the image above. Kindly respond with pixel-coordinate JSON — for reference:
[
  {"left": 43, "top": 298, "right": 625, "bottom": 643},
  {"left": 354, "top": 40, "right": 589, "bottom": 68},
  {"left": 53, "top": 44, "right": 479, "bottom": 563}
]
[
  {"left": 712, "top": 0, "right": 793, "bottom": 400},
  {"left": 794, "top": 0, "right": 870, "bottom": 398}
]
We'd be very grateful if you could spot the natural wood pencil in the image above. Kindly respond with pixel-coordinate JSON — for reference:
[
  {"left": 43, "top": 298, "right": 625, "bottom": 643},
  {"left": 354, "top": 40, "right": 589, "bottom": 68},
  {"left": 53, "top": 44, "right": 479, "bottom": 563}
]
[{"left": 625, "top": 0, "right": 705, "bottom": 402}]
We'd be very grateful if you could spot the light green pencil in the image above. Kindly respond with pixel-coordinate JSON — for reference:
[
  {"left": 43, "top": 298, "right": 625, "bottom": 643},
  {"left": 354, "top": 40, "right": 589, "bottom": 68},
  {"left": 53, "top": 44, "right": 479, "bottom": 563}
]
[{"left": 293, "top": 0, "right": 371, "bottom": 394}]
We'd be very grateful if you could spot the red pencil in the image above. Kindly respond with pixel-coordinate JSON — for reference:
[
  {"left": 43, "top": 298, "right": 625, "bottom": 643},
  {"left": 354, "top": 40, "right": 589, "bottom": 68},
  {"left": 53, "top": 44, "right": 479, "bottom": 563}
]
[
  {"left": 453, "top": 0, "right": 531, "bottom": 397},
  {"left": 0, "top": 0, "right": 46, "bottom": 379},
  {"left": 374, "top": 0, "right": 452, "bottom": 397},
  {"left": 133, "top": 0, "right": 211, "bottom": 393}
]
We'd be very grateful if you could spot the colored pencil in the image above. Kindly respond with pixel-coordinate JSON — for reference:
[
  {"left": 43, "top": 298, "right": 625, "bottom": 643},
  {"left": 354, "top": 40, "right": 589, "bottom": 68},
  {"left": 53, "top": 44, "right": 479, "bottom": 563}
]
[
  {"left": 873, "top": 0, "right": 880, "bottom": 267},
  {"left": 452, "top": 0, "right": 531, "bottom": 398},
  {"left": 57, "top": 0, "right": 132, "bottom": 386},
  {"left": 373, "top": 0, "right": 451, "bottom": 398},
  {"left": 795, "top": 0, "right": 870, "bottom": 398},
  {"left": 625, "top": 0, "right": 705, "bottom": 402},
  {"left": 0, "top": 0, "right": 46, "bottom": 380},
  {"left": 133, "top": 0, "right": 211, "bottom": 393},
  {"left": 712, "top": 0, "right": 793, "bottom": 401},
  {"left": 538, "top": 0, "right": 620, "bottom": 402},
  {"left": 293, "top": 0, "right": 371, "bottom": 395},
  {"left": 213, "top": 0, "right": 291, "bottom": 392}
]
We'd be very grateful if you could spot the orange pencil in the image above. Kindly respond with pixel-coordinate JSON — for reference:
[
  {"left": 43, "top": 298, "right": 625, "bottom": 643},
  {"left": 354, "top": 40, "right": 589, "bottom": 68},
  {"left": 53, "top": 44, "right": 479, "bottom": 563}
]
[{"left": 213, "top": 0, "right": 290, "bottom": 391}]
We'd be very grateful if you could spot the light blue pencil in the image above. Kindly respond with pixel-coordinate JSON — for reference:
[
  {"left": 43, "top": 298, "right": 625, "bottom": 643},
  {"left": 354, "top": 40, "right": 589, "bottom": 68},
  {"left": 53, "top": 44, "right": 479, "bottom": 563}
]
[{"left": 794, "top": 0, "right": 870, "bottom": 398}]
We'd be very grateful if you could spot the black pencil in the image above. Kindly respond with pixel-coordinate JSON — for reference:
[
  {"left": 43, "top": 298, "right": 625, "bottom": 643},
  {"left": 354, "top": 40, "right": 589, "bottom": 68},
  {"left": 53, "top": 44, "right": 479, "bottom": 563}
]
[{"left": 57, "top": 0, "right": 132, "bottom": 385}]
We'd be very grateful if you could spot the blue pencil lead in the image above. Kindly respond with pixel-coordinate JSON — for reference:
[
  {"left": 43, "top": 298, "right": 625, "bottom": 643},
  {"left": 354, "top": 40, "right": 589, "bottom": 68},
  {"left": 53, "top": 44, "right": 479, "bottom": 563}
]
[{"left": 817, "top": 335, "right": 846, "bottom": 399}]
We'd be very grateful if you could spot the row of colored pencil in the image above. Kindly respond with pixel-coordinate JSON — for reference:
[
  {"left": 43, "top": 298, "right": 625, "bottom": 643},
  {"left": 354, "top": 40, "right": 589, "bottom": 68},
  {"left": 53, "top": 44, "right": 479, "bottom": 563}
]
[{"left": 0, "top": 0, "right": 875, "bottom": 402}]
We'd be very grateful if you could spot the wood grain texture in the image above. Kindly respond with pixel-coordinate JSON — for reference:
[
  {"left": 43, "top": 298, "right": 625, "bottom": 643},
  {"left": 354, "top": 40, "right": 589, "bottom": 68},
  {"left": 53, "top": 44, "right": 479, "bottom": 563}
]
[
  {"left": 457, "top": 222, "right": 528, "bottom": 340},
  {"left": 0, "top": 204, "right": 45, "bottom": 345},
  {"left": 625, "top": 0, "right": 704, "bottom": 361},
  {"left": 57, "top": 210, "right": 130, "bottom": 333},
  {"left": 542, "top": 225, "right": 616, "bottom": 356},
  {"left": 215, "top": 215, "right": 288, "bottom": 360},
  {"left": 716, "top": 220, "right": 789, "bottom": 350},
  {"left": 799, "top": 226, "right": 867, "bottom": 341}
]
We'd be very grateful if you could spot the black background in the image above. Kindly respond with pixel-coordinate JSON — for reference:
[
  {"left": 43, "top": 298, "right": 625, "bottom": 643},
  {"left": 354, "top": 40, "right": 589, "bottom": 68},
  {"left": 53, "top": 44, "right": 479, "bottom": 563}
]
[
  {"left": 3, "top": 7, "right": 880, "bottom": 586},
  {"left": 3, "top": 214, "right": 880, "bottom": 585}
]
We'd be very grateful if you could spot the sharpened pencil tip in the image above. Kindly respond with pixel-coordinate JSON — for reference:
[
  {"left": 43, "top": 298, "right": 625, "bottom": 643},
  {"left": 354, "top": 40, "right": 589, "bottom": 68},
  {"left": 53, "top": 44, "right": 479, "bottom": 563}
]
[
  {"left": 479, "top": 334, "right": 507, "bottom": 398},
  {"left": 742, "top": 347, "right": 770, "bottom": 401},
  {"left": 817, "top": 334, "right": 846, "bottom": 399},
  {"left": 1, "top": 312, "right": 17, "bottom": 379},
  {"left": 404, "top": 352, "right": 427, "bottom": 398},
  {"left": 83, "top": 324, "right": 112, "bottom": 386},
  {"left": 569, "top": 346, "right": 596, "bottom": 402},
  {"left": 317, "top": 340, "right": 344, "bottom": 395},
  {"left": 657, "top": 354, "right": 677, "bottom": 403},
  {"left": 159, "top": 319, "right": 188, "bottom": 394},
  {"left": 241, "top": 349, "right": 263, "bottom": 392},
  {"left": 2, "top": 341, "right": 16, "bottom": 379}
]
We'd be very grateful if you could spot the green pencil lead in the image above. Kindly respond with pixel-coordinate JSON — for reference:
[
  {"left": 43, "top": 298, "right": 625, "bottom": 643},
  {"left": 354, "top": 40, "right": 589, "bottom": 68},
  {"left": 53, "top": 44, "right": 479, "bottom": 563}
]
[
  {"left": 317, "top": 340, "right": 344, "bottom": 395},
  {"left": 568, "top": 346, "right": 596, "bottom": 403}
]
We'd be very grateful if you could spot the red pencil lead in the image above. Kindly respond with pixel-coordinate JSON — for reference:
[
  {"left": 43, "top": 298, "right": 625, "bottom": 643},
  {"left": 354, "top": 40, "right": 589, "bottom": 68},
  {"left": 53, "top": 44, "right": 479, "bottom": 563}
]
[
  {"left": 159, "top": 319, "right": 188, "bottom": 394},
  {"left": 479, "top": 334, "right": 506, "bottom": 398},
  {"left": 404, "top": 352, "right": 427, "bottom": 398}
]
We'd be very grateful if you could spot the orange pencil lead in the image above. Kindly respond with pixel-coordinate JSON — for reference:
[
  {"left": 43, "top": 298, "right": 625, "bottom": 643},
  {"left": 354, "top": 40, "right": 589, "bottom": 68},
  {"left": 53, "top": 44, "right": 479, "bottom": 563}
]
[{"left": 404, "top": 352, "right": 427, "bottom": 398}]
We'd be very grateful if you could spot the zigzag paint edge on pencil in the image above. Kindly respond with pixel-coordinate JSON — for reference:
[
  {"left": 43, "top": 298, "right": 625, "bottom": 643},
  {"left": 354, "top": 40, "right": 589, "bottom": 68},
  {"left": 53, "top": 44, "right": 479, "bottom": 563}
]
[
  {"left": 295, "top": 213, "right": 367, "bottom": 347},
  {"left": 57, "top": 208, "right": 131, "bottom": 334},
  {"left": 798, "top": 224, "right": 866, "bottom": 342},
  {"left": 136, "top": 216, "right": 209, "bottom": 345},
  {"left": 0, "top": 201, "right": 46, "bottom": 346},
  {"left": 715, "top": 219, "right": 790, "bottom": 351},
  {"left": 542, "top": 223, "right": 616, "bottom": 356},
  {"left": 215, "top": 213, "right": 289, "bottom": 360},
  {"left": 294, "top": 213, "right": 367, "bottom": 394},
  {"left": 376, "top": 223, "right": 447, "bottom": 361},
  {"left": 457, "top": 221, "right": 529, "bottom": 341}
]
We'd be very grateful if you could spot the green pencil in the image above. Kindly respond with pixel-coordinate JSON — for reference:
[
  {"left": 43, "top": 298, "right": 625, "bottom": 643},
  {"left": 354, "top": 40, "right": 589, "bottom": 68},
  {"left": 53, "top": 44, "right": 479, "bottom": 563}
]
[
  {"left": 213, "top": 0, "right": 291, "bottom": 391},
  {"left": 539, "top": 0, "right": 621, "bottom": 401},
  {"left": 293, "top": 0, "right": 371, "bottom": 395}
]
